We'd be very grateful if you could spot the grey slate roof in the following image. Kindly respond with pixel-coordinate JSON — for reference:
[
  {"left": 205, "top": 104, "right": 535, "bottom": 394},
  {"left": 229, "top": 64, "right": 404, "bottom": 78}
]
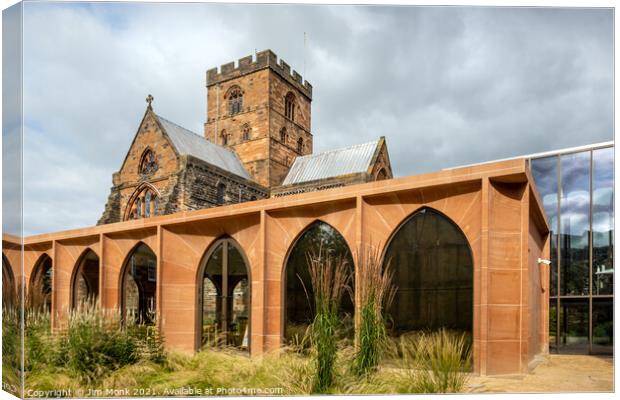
[
  {"left": 157, "top": 115, "right": 253, "bottom": 181},
  {"left": 282, "top": 139, "right": 380, "bottom": 186}
]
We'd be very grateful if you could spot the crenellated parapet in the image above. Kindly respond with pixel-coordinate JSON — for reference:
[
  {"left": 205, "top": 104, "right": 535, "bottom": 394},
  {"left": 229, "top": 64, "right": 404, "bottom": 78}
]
[{"left": 206, "top": 49, "right": 313, "bottom": 99}]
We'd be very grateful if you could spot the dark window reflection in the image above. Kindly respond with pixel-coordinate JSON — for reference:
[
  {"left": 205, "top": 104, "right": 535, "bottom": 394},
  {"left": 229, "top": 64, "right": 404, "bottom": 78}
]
[
  {"left": 284, "top": 221, "right": 355, "bottom": 341},
  {"left": 201, "top": 239, "right": 250, "bottom": 349},
  {"left": 29, "top": 255, "right": 53, "bottom": 312},
  {"left": 549, "top": 301, "right": 557, "bottom": 352},
  {"left": 531, "top": 156, "right": 559, "bottom": 296},
  {"left": 592, "top": 298, "right": 613, "bottom": 354},
  {"left": 559, "top": 298, "right": 589, "bottom": 353},
  {"left": 72, "top": 250, "right": 99, "bottom": 308},
  {"left": 122, "top": 243, "right": 157, "bottom": 324},
  {"left": 560, "top": 152, "right": 590, "bottom": 296},
  {"left": 592, "top": 147, "right": 614, "bottom": 295},
  {"left": 383, "top": 207, "right": 473, "bottom": 335}
]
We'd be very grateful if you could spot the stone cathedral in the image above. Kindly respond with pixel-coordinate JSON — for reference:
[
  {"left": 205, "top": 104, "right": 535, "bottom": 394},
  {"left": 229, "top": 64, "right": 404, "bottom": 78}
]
[{"left": 98, "top": 50, "right": 393, "bottom": 225}]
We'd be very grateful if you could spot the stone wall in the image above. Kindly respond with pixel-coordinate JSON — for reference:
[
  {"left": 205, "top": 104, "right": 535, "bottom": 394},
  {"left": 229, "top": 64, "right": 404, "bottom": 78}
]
[{"left": 178, "top": 156, "right": 268, "bottom": 210}]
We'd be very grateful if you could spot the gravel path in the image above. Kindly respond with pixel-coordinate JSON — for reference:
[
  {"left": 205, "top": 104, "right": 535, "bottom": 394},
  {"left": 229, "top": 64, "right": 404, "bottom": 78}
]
[{"left": 466, "top": 355, "right": 613, "bottom": 393}]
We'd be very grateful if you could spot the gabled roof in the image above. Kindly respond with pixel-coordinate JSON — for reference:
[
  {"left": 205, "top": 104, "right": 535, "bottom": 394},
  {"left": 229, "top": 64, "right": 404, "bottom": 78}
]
[
  {"left": 156, "top": 114, "right": 253, "bottom": 181},
  {"left": 282, "top": 138, "right": 383, "bottom": 186}
]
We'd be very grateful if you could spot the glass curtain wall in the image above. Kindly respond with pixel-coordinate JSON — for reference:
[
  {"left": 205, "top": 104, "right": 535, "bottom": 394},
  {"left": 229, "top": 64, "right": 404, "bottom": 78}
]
[{"left": 530, "top": 144, "right": 613, "bottom": 354}]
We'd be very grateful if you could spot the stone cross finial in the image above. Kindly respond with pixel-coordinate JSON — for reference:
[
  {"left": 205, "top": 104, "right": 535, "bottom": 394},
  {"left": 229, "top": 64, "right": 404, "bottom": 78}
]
[{"left": 146, "top": 94, "right": 154, "bottom": 109}]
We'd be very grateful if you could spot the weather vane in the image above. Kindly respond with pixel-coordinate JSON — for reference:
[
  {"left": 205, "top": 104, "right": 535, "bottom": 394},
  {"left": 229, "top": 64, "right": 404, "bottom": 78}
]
[{"left": 146, "top": 94, "right": 154, "bottom": 109}]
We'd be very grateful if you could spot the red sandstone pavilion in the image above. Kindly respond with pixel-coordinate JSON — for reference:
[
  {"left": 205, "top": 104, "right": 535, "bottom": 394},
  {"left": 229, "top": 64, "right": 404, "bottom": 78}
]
[{"left": 3, "top": 50, "right": 550, "bottom": 376}]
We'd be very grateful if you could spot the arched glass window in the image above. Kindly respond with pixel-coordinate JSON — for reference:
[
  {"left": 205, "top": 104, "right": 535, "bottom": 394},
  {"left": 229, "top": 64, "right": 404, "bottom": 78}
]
[
  {"left": 285, "top": 92, "right": 296, "bottom": 121},
  {"left": 228, "top": 87, "right": 243, "bottom": 115},
  {"left": 145, "top": 191, "right": 152, "bottom": 217},
  {"left": 29, "top": 255, "right": 53, "bottom": 312},
  {"left": 284, "top": 221, "right": 355, "bottom": 341},
  {"left": 280, "top": 127, "right": 288, "bottom": 144},
  {"left": 383, "top": 208, "right": 473, "bottom": 336},
  {"left": 242, "top": 124, "right": 250, "bottom": 141},
  {"left": 297, "top": 137, "right": 304, "bottom": 153},
  {"left": 71, "top": 250, "right": 99, "bottom": 308},
  {"left": 125, "top": 186, "right": 158, "bottom": 221},
  {"left": 216, "top": 183, "right": 226, "bottom": 205},
  {"left": 2, "top": 256, "right": 16, "bottom": 309},
  {"left": 139, "top": 149, "right": 158, "bottom": 175},
  {"left": 199, "top": 238, "right": 250, "bottom": 350},
  {"left": 121, "top": 243, "right": 157, "bottom": 324}
]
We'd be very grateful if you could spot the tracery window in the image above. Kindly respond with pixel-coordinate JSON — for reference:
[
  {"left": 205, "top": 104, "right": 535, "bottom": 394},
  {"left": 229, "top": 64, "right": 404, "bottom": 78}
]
[
  {"left": 280, "top": 127, "right": 288, "bottom": 144},
  {"left": 126, "top": 186, "right": 158, "bottom": 221},
  {"left": 228, "top": 86, "right": 243, "bottom": 115},
  {"left": 285, "top": 92, "right": 296, "bottom": 121},
  {"left": 297, "top": 137, "right": 304, "bottom": 153},
  {"left": 139, "top": 149, "right": 158, "bottom": 175}
]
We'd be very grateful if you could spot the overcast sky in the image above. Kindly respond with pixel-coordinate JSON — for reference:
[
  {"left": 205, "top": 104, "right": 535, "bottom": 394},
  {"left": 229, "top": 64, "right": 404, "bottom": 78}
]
[{"left": 9, "top": 3, "right": 615, "bottom": 235}]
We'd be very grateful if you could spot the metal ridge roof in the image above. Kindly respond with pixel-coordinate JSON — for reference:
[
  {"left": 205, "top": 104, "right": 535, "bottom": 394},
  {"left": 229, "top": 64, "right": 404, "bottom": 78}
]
[
  {"left": 156, "top": 114, "right": 253, "bottom": 181},
  {"left": 282, "top": 139, "right": 381, "bottom": 186}
]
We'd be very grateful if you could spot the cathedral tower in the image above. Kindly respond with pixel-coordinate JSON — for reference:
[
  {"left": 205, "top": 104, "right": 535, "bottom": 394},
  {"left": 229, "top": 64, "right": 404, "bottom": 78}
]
[{"left": 204, "top": 50, "right": 313, "bottom": 187}]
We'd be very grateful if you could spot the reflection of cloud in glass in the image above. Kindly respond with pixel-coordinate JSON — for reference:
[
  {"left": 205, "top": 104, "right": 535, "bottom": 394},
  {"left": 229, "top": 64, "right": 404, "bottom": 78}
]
[
  {"left": 593, "top": 147, "right": 614, "bottom": 190},
  {"left": 531, "top": 156, "right": 558, "bottom": 198},
  {"left": 593, "top": 212, "right": 613, "bottom": 232},
  {"left": 560, "top": 152, "right": 590, "bottom": 195},
  {"left": 560, "top": 152, "right": 590, "bottom": 237}
]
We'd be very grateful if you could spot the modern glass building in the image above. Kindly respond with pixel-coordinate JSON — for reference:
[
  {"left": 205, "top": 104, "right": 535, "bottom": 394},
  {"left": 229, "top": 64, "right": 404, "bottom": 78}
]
[{"left": 529, "top": 142, "right": 613, "bottom": 355}]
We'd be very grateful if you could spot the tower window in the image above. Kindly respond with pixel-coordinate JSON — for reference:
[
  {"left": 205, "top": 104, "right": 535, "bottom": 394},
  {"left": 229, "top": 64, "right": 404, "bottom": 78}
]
[
  {"left": 216, "top": 183, "right": 226, "bottom": 205},
  {"left": 297, "top": 137, "right": 304, "bottom": 153},
  {"left": 221, "top": 130, "right": 228, "bottom": 146},
  {"left": 285, "top": 92, "right": 296, "bottom": 121},
  {"left": 228, "top": 86, "right": 243, "bottom": 115},
  {"left": 242, "top": 124, "right": 250, "bottom": 141},
  {"left": 280, "top": 127, "right": 288, "bottom": 144}
]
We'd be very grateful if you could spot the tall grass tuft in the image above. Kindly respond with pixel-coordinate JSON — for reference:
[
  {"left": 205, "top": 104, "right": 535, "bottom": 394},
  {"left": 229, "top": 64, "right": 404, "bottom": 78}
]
[
  {"left": 398, "top": 329, "right": 471, "bottom": 393},
  {"left": 55, "top": 303, "right": 138, "bottom": 382},
  {"left": 2, "top": 300, "right": 22, "bottom": 395},
  {"left": 304, "top": 245, "right": 352, "bottom": 393},
  {"left": 352, "top": 244, "right": 396, "bottom": 376}
]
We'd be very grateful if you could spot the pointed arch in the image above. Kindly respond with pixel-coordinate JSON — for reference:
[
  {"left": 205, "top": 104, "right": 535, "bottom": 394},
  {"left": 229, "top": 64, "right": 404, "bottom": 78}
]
[
  {"left": 382, "top": 206, "right": 474, "bottom": 336},
  {"left": 196, "top": 236, "right": 251, "bottom": 352},
  {"left": 282, "top": 220, "right": 355, "bottom": 342},
  {"left": 69, "top": 248, "right": 100, "bottom": 309},
  {"left": 2, "top": 254, "right": 16, "bottom": 308},
  {"left": 242, "top": 123, "right": 251, "bottom": 141},
  {"left": 119, "top": 242, "right": 157, "bottom": 324},
  {"left": 285, "top": 91, "right": 296, "bottom": 121},
  {"left": 123, "top": 182, "right": 161, "bottom": 221},
  {"left": 225, "top": 85, "right": 244, "bottom": 115},
  {"left": 29, "top": 253, "right": 53, "bottom": 312},
  {"left": 138, "top": 147, "right": 158, "bottom": 175}
]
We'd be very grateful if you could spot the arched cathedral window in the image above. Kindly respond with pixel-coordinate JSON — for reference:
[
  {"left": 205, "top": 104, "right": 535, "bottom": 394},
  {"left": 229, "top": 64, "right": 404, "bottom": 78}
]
[
  {"left": 126, "top": 186, "right": 159, "bottom": 221},
  {"left": 280, "top": 127, "right": 288, "bottom": 144},
  {"left": 297, "top": 137, "right": 304, "bottom": 153},
  {"left": 242, "top": 124, "right": 250, "bottom": 141},
  {"left": 285, "top": 92, "right": 296, "bottom": 121},
  {"left": 228, "top": 86, "right": 243, "bottom": 115},
  {"left": 139, "top": 149, "right": 158, "bottom": 175}
]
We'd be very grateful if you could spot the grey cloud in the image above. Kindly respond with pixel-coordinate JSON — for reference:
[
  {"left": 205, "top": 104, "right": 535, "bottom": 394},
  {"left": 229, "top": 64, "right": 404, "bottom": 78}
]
[{"left": 18, "top": 4, "right": 613, "bottom": 235}]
